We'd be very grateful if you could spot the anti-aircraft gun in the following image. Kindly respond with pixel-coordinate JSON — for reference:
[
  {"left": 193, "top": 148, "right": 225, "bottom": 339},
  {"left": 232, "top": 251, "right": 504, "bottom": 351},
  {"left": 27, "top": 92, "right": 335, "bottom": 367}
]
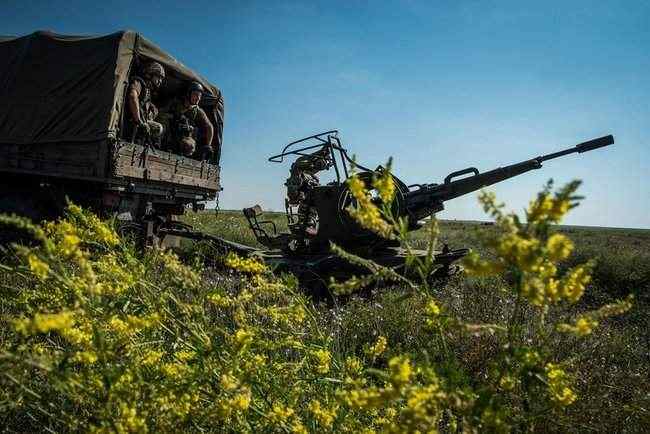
[{"left": 243, "top": 131, "right": 614, "bottom": 285}]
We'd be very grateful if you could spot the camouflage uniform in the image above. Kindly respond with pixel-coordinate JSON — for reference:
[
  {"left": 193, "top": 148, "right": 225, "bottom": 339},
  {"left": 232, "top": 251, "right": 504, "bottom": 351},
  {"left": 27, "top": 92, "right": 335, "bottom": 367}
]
[
  {"left": 285, "top": 145, "right": 333, "bottom": 240},
  {"left": 169, "top": 81, "right": 214, "bottom": 159},
  {"left": 129, "top": 76, "right": 163, "bottom": 141},
  {"left": 170, "top": 99, "right": 206, "bottom": 157},
  {"left": 126, "top": 62, "right": 165, "bottom": 145}
]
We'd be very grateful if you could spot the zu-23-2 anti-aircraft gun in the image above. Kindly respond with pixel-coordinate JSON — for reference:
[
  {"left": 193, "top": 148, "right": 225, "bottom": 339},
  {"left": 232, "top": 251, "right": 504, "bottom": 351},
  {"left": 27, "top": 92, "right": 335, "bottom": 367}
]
[{"left": 242, "top": 131, "right": 614, "bottom": 289}]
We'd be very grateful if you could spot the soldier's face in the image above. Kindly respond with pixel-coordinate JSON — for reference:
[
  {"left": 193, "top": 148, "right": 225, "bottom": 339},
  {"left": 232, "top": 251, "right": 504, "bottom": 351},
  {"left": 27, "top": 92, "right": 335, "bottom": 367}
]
[
  {"left": 189, "top": 91, "right": 202, "bottom": 105},
  {"left": 151, "top": 74, "right": 163, "bottom": 89}
]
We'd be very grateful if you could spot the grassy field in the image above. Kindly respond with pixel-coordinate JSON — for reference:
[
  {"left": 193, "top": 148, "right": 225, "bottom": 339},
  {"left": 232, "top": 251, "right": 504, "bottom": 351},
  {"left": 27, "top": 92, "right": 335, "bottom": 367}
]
[
  {"left": 181, "top": 209, "right": 650, "bottom": 430},
  {"left": 1, "top": 200, "right": 648, "bottom": 432}
]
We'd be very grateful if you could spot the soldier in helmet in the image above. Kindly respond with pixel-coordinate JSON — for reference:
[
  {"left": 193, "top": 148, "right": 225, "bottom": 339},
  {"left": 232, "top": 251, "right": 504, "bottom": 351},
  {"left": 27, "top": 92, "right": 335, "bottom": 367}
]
[
  {"left": 170, "top": 81, "right": 214, "bottom": 159},
  {"left": 126, "top": 61, "right": 166, "bottom": 146},
  {"left": 285, "top": 144, "right": 333, "bottom": 245}
]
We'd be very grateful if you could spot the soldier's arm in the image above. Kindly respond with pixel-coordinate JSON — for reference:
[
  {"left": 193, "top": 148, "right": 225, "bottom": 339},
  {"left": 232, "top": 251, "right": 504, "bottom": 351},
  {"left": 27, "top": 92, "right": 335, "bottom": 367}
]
[
  {"left": 127, "top": 81, "right": 143, "bottom": 124},
  {"left": 197, "top": 108, "right": 214, "bottom": 148}
]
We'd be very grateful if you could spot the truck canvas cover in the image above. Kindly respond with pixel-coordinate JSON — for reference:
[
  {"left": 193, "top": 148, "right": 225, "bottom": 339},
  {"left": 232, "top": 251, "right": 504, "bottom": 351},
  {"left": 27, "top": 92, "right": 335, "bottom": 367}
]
[{"left": 0, "top": 30, "right": 223, "bottom": 150}]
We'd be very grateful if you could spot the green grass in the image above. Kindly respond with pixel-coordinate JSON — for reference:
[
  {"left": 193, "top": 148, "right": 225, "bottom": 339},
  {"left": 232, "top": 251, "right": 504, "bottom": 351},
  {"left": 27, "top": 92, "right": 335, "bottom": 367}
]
[
  {"left": 181, "top": 209, "right": 650, "bottom": 431},
  {"left": 1, "top": 206, "right": 647, "bottom": 432}
]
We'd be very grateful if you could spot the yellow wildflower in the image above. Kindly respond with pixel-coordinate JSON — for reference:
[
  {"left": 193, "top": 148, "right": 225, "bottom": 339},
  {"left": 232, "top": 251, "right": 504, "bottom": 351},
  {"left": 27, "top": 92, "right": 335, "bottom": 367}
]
[
  {"left": 372, "top": 170, "right": 396, "bottom": 203},
  {"left": 61, "top": 324, "right": 93, "bottom": 346},
  {"left": 15, "top": 310, "right": 74, "bottom": 335},
  {"left": 559, "top": 263, "right": 592, "bottom": 303},
  {"left": 366, "top": 336, "right": 387, "bottom": 358},
  {"left": 557, "top": 316, "right": 599, "bottom": 336},
  {"left": 109, "top": 316, "right": 129, "bottom": 335},
  {"left": 462, "top": 250, "right": 504, "bottom": 277},
  {"left": 345, "top": 356, "right": 363, "bottom": 375},
  {"left": 232, "top": 328, "right": 255, "bottom": 351},
  {"left": 291, "top": 420, "right": 308, "bottom": 434},
  {"left": 546, "top": 233, "right": 574, "bottom": 262},
  {"left": 499, "top": 375, "right": 517, "bottom": 391},
  {"left": 140, "top": 349, "right": 164, "bottom": 366},
  {"left": 116, "top": 403, "right": 147, "bottom": 433},
  {"left": 267, "top": 402, "right": 295, "bottom": 424},
  {"left": 208, "top": 292, "right": 233, "bottom": 308},
  {"left": 221, "top": 373, "right": 239, "bottom": 391},
  {"left": 72, "top": 351, "right": 98, "bottom": 364},
  {"left": 27, "top": 253, "right": 49, "bottom": 280},
  {"left": 312, "top": 349, "right": 332, "bottom": 374},
  {"left": 425, "top": 299, "right": 442, "bottom": 327},
  {"left": 575, "top": 317, "right": 597, "bottom": 335},
  {"left": 388, "top": 356, "right": 412, "bottom": 387},
  {"left": 224, "top": 252, "right": 267, "bottom": 274},
  {"left": 545, "top": 363, "right": 577, "bottom": 406},
  {"left": 549, "top": 199, "right": 571, "bottom": 222},
  {"left": 231, "top": 387, "right": 252, "bottom": 411},
  {"left": 347, "top": 175, "right": 394, "bottom": 238},
  {"left": 308, "top": 400, "right": 338, "bottom": 428},
  {"left": 60, "top": 233, "right": 81, "bottom": 256},
  {"left": 527, "top": 194, "right": 554, "bottom": 223}
]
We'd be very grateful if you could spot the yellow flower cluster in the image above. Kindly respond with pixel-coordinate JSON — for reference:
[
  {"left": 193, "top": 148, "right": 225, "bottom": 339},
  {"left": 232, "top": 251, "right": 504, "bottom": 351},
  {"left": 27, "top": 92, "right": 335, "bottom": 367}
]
[
  {"left": 308, "top": 400, "right": 338, "bottom": 428},
  {"left": 115, "top": 403, "right": 147, "bottom": 433},
  {"left": 312, "top": 349, "right": 332, "bottom": 374},
  {"left": 207, "top": 291, "right": 233, "bottom": 308},
  {"left": 223, "top": 252, "right": 268, "bottom": 274},
  {"left": 109, "top": 314, "right": 159, "bottom": 337},
  {"left": 527, "top": 193, "right": 571, "bottom": 224},
  {"left": 545, "top": 363, "right": 577, "bottom": 406},
  {"left": 232, "top": 328, "right": 255, "bottom": 351},
  {"left": 345, "top": 356, "right": 363, "bottom": 376},
  {"left": 14, "top": 310, "right": 74, "bottom": 335},
  {"left": 71, "top": 350, "right": 98, "bottom": 364},
  {"left": 140, "top": 349, "right": 164, "bottom": 366},
  {"left": 557, "top": 295, "right": 634, "bottom": 336},
  {"left": 267, "top": 402, "right": 295, "bottom": 425},
  {"left": 424, "top": 298, "right": 441, "bottom": 327},
  {"left": 27, "top": 253, "right": 50, "bottom": 280},
  {"left": 546, "top": 233, "right": 574, "bottom": 261},
  {"left": 66, "top": 203, "right": 120, "bottom": 247},
  {"left": 346, "top": 175, "right": 394, "bottom": 238},
  {"left": 463, "top": 185, "right": 594, "bottom": 307},
  {"left": 1, "top": 193, "right": 635, "bottom": 432},
  {"left": 388, "top": 356, "right": 413, "bottom": 386},
  {"left": 372, "top": 169, "right": 396, "bottom": 203},
  {"left": 366, "top": 335, "right": 388, "bottom": 358}
]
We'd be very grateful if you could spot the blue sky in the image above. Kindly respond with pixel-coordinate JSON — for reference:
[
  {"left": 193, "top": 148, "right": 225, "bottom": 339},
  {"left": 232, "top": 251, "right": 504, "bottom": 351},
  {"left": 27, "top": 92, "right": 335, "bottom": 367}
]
[{"left": 3, "top": 1, "right": 649, "bottom": 228}]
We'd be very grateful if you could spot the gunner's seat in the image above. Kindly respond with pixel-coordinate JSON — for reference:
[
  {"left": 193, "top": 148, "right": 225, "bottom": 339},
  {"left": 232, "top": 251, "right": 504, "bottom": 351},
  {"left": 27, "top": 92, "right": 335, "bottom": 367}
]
[{"left": 243, "top": 205, "right": 292, "bottom": 250}]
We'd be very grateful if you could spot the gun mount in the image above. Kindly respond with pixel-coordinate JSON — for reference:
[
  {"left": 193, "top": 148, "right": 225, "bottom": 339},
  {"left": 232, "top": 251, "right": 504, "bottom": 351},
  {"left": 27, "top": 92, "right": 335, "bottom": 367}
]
[
  {"left": 239, "top": 131, "right": 613, "bottom": 289},
  {"left": 246, "top": 131, "right": 613, "bottom": 251}
]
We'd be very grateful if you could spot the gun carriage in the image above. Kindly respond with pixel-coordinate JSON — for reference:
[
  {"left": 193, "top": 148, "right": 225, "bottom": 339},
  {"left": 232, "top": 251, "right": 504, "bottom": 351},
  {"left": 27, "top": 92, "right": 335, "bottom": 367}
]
[{"left": 240, "top": 131, "right": 614, "bottom": 289}]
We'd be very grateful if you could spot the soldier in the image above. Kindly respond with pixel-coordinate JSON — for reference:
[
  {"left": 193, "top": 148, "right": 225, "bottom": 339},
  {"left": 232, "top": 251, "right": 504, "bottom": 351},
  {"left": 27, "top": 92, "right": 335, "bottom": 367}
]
[
  {"left": 126, "top": 61, "right": 165, "bottom": 146},
  {"left": 285, "top": 145, "right": 333, "bottom": 242},
  {"left": 170, "top": 81, "right": 214, "bottom": 159}
]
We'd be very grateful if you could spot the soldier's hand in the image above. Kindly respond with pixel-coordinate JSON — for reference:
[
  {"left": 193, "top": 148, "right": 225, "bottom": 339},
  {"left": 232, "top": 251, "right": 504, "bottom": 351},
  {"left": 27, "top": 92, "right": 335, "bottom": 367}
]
[{"left": 139, "top": 121, "right": 151, "bottom": 136}]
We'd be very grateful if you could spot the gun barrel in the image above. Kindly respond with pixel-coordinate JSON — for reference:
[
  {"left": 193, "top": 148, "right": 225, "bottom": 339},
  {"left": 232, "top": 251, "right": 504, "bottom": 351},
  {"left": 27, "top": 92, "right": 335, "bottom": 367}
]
[
  {"left": 405, "top": 135, "right": 614, "bottom": 222},
  {"left": 539, "top": 135, "right": 614, "bottom": 162}
]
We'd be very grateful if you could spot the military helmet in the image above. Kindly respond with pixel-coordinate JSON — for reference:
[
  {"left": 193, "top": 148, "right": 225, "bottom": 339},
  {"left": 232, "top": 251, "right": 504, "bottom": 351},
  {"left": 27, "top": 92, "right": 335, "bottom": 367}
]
[
  {"left": 187, "top": 81, "right": 204, "bottom": 94},
  {"left": 144, "top": 61, "right": 165, "bottom": 79}
]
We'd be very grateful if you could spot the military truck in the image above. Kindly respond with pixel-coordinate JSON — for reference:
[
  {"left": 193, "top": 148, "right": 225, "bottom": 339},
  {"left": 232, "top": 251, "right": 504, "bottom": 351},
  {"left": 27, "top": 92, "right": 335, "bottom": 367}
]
[{"left": 0, "top": 30, "right": 223, "bottom": 241}]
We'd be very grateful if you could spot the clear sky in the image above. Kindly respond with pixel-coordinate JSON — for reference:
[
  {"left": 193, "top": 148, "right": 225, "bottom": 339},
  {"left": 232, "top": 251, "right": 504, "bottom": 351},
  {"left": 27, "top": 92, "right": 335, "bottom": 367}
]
[{"left": 3, "top": 0, "right": 649, "bottom": 228}]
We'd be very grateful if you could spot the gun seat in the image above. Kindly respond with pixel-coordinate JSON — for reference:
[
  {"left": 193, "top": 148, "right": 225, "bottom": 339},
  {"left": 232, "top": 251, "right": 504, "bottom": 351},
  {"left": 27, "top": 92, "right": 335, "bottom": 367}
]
[{"left": 243, "top": 205, "right": 292, "bottom": 250}]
